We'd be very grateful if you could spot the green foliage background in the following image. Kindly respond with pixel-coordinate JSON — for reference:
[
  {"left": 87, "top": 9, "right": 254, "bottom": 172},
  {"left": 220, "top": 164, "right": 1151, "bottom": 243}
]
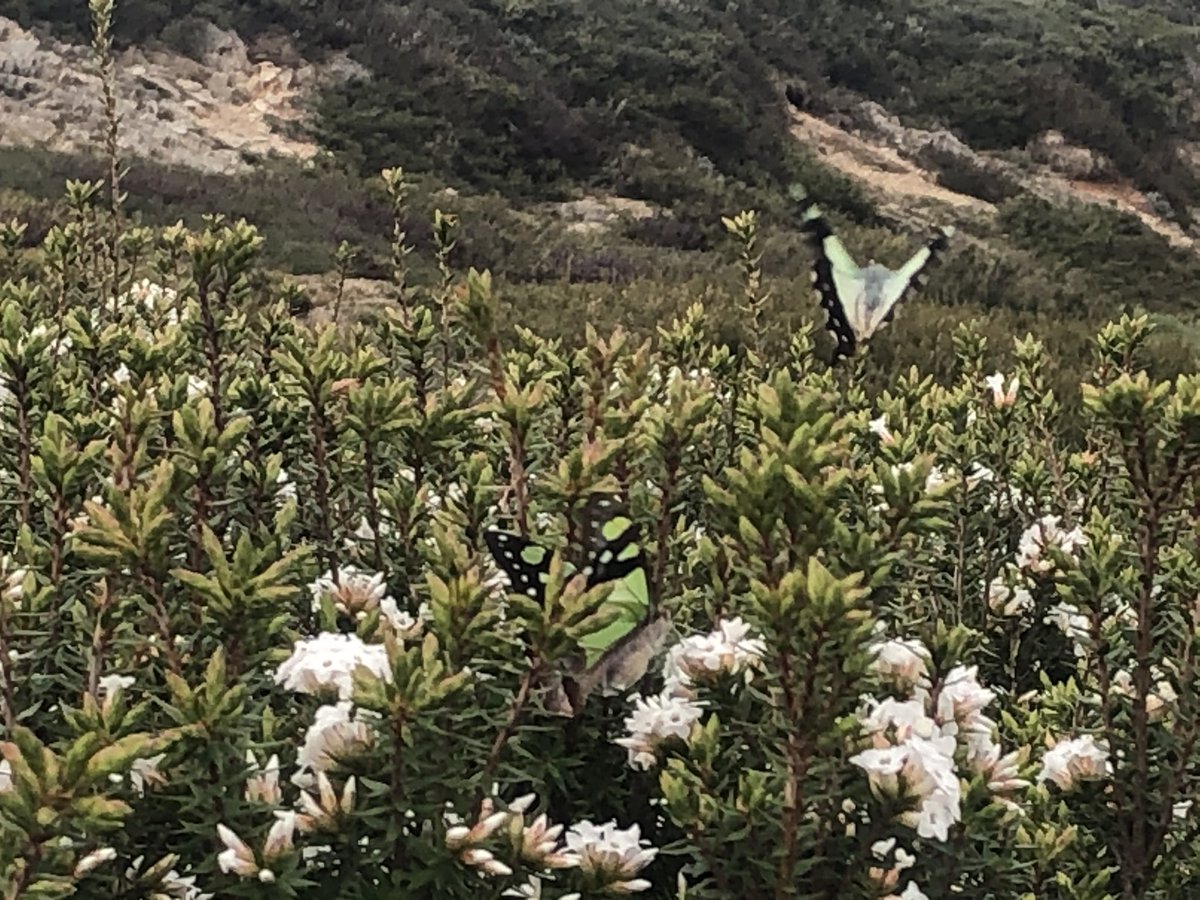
[
  {"left": 5, "top": 1, "right": 1200, "bottom": 892},
  {"left": 13, "top": 0, "right": 1200, "bottom": 210},
  {"left": 6, "top": 164, "right": 1200, "bottom": 900},
  {"left": 5, "top": 0, "right": 1200, "bottom": 379},
  {"left": 3, "top": 2, "right": 1200, "bottom": 417}
]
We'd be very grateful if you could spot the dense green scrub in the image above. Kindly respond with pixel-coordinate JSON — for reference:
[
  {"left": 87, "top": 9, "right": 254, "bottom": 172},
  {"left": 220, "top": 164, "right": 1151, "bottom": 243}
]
[{"left": 10, "top": 0, "right": 1200, "bottom": 219}]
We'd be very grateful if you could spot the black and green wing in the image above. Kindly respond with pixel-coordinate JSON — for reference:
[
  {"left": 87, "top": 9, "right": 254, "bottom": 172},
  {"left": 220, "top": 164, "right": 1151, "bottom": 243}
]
[
  {"left": 484, "top": 530, "right": 552, "bottom": 604},
  {"left": 576, "top": 493, "right": 652, "bottom": 668},
  {"left": 484, "top": 493, "right": 669, "bottom": 715}
]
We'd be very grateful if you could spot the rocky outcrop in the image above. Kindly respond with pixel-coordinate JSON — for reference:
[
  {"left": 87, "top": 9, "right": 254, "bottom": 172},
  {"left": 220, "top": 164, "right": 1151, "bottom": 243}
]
[
  {"left": 555, "top": 196, "right": 657, "bottom": 234},
  {"left": 1026, "top": 130, "right": 1115, "bottom": 180},
  {"left": 788, "top": 97, "right": 1198, "bottom": 251},
  {"left": 0, "top": 17, "right": 367, "bottom": 174},
  {"left": 839, "top": 100, "right": 1023, "bottom": 195}
]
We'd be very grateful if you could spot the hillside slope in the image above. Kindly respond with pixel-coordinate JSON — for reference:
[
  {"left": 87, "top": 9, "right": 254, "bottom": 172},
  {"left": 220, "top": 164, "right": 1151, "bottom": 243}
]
[
  {"left": 0, "top": 16, "right": 341, "bottom": 173},
  {"left": 8, "top": 0, "right": 1200, "bottom": 214},
  {"left": 3, "top": 0, "right": 1200, "bottom": 357},
  {"left": 788, "top": 101, "right": 1197, "bottom": 254}
]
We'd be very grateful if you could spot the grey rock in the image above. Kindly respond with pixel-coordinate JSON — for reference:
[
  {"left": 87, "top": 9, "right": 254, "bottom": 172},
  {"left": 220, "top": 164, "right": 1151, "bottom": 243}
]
[
  {"left": 0, "top": 15, "right": 337, "bottom": 175},
  {"left": 196, "top": 22, "right": 250, "bottom": 73},
  {"left": 1027, "top": 130, "right": 1115, "bottom": 180}
]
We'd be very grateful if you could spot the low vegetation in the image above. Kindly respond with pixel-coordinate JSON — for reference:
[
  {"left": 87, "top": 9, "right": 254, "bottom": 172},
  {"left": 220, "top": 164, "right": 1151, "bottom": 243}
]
[
  {"left": 5, "top": 152, "right": 1200, "bottom": 900},
  {"left": 3, "top": 6, "right": 1200, "bottom": 895}
]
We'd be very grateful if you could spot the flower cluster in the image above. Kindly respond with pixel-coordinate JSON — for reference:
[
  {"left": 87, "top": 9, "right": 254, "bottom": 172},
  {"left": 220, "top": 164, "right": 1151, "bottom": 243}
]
[
  {"left": 616, "top": 692, "right": 705, "bottom": 770},
  {"left": 986, "top": 577, "right": 1034, "bottom": 617},
  {"left": 120, "top": 277, "right": 180, "bottom": 318},
  {"left": 446, "top": 793, "right": 573, "bottom": 879},
  {"left": 295, "top": 701, "right": 375, "bottom": 780},
  {"left": 442, "top": 793, "right": 656, "bottom": 894},
  {"left": 217, "top": 816, "right": 296, "bottom": 884},
  {"left": 986, "top": 513, "right": 1090, "bottom": 655},
  {"left": 869, "top": 637, "right": 931, "bottom": 688},
  {"left": 869, "top": 838, "right": 924, "bottom": 898},
  {"left": 1, "top": 557, "right": 27, "bottom": 604},
  {"left": 616, "top": 618, "right": 765, "bottom": 770},
  {"left": 564, "top": 820, "right": 658, "bottom": 894},
  {"left": 1110, "top": 668, "right": 1178, "bottom": 722},
  {"left": 1037, "top": 735, "right": 1111, "bottom": 791},
  {"left": 852, "top": 640, "right": 1029, "bottom": 841},
  {"left": 1016, "top": 515, "right": 1088, "bottom": 574},
  {"left": 985, "top": 372, "right": 1020, "bottom": 408},
  {"left": 446, "top": 797, "right": 519, "bottom": 878},
  {"left": 296, "top": 772, "right": 357, "bottom": 835},
  {"left": 273, "top": 631, "right": 392, "bottom": 700},
  {"left": 662, "top": 617, "right": 766, "bottom": 695},
  {"left": 306, "top": 565, "right": 428, "bottom": 638}
]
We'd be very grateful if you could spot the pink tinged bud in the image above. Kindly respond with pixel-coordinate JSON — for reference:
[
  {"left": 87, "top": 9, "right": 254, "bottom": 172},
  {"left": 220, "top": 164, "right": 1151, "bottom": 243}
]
[
  {"left": 216, "top": 825, "right": 258, "bottom": 878},
  {"left": 263, "top": 812, "right": 296, "bottom": 862},
  {"left": 445, "top": 825, "right": 472, "bottom": 849},
  {"left": 317, "top": 771, "right": 337, "bottom": 811},
  {"left": 541, "top": 852, "right": 579, "bottom": 869},
  {"left": 340, "top": 776, "right": 357, "bottom": 814},
  {"left": 73, "top": 847, "right": 117, "bottom": 877},
  {"left": 521, "top": 815, "right": 550, "bottom": 855},
  {"left": 509, "top": 793, "right": 537, "bottom": 814},
  {"left": 470, "top": 810, "right": 510, "bottom": 842},
  {"left": 460, "top": 848, "right": 495, "bottom": 867},
  {"left": 299, "top": 790, "right": 326, "bottom": 824},
  {"left": 611, "top": 879, "right": 653, "bottom": 893},
  {"left": 245, "top": 752, "right": 282, "bottom": 804},
  {"left": 479, "top": 858, "right": 514, "bottom": 877},
  {"left": 296, "top": 815, "right": 317, "bottom": 835}
]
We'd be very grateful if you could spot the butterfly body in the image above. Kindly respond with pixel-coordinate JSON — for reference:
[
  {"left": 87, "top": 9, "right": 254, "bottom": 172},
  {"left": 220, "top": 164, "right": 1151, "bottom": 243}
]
[
  {"left": 484, "top": 494, "right": 669, "bottom": 716},
  {"left": 799, "top": 200, "right": 953, "bottom": 364}
]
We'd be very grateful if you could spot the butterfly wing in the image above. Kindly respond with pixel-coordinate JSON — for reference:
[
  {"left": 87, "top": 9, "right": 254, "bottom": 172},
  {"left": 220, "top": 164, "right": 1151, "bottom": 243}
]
[
  {"left": 799, "top": 200, "right": 953, "bottom": 363},
  {"left": 860, "top": 228, "right": 955, "bottom": 338},
  {"left": 484, "top": 530, "right": 551, "bottom": 604},
  {"left": 562, "top": 615, "right": 673, "bottom": 713},
  {"left": 576, "top": 494, "right": 650, "bottom": 666},
  {"left": 579, "top": 567, "right": 649, "bottom": 668},
  {"left": 490, "top": 495, "right": 669, "bottom": 717},
  {"left": 799, "top": 204, "right": 865, "bottom": 363}
]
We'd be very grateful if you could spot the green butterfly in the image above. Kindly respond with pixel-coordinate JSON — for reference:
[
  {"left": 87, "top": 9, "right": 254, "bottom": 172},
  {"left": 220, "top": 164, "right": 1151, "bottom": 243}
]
[{"left": 484, "top": 493, "right": 671, "bottom": 716}]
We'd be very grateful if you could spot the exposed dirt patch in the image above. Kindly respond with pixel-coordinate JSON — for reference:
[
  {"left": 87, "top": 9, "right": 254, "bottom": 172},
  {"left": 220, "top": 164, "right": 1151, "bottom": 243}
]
[
  {"left": 789, "top": 108, "right": 993, "bottom": 214},
  {"left": 789, "top": 102, "right": 1197, "bottom": 253},
  {"left": 1064, "top": 179, "right": 1195, "bottom": 250},
  {"left": 293, "top": 274, "right": 396, "bottom": 324}
]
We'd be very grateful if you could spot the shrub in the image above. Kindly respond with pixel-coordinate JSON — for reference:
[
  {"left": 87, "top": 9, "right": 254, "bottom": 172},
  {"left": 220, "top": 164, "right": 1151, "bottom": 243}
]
[
  {"left": 622, "top": 215, "right": 712, "bottom": 252},
  {"left": 6, "top": 154, "right": 1200, "bottom": 900},
  {"left": 914, "top": 147, "right": 1024, "bottom": 205}
]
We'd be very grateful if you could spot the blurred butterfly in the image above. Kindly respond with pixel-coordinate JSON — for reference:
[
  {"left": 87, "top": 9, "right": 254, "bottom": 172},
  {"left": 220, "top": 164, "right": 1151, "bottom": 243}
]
[
  {"left": 484, "top": 493, "right": 671, "bottom": 716},
  {"left": 797, "top": 198, "right": 953, "bottom": 364}
]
